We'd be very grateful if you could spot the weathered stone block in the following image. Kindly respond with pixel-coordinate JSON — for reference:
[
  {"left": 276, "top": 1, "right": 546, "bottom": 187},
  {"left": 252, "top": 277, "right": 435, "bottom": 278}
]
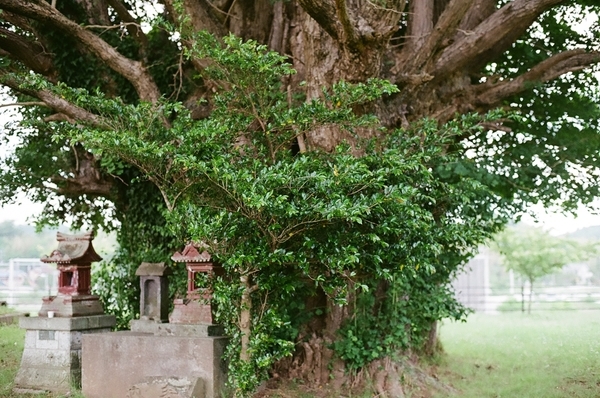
[
  {"left": 82, "top": 331, "right": 228, "bottom": 398},
  {"left": 20, "top": 347, "right": 70, "bottom": 368},
  {"left": 14, "top": 315, "right": 115, "bottom": 394},
  {"left": 23, "top": 330, "right": 36, "bottom": 348},
  {"left": 14, "top": 367, "right": 72, "bottom": 392}
]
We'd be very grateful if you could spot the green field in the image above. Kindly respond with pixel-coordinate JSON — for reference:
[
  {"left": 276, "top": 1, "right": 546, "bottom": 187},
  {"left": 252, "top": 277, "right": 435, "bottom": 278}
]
[{"left": 436, "top": 311, "right": 600, "bottom": 398}]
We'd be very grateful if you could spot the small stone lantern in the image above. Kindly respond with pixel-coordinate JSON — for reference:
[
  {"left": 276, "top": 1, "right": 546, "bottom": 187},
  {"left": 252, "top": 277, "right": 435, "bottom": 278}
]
[
  {"left": 135, "top": 262, "right": 170, "bottom": 323},
  {"left": 169, "top": 243, "right": 223, "bottom": 324},
  {"left": 39, "top": 231, "right": 104, "bottom": 317}
]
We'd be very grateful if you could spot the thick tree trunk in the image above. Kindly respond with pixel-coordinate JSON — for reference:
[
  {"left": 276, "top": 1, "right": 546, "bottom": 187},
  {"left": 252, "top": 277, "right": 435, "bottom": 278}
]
[{"left": 285, "top": 290, "right": 348, "bottom": 389}]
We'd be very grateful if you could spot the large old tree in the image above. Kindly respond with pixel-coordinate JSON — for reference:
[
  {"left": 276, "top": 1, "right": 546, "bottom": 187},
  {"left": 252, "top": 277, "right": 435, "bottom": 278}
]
[{"left": 1, "top": 0, "right": 600, "bottom": 396}]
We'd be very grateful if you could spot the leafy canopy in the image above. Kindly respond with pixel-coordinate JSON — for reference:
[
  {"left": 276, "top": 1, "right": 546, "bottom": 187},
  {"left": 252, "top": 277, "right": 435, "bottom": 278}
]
[{"left": 39, "top": 32, "right": 509, "bottom": 394}]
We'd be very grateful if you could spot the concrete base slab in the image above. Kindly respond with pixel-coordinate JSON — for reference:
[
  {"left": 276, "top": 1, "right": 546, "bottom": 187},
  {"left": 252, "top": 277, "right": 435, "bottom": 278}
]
[
  {"left": 12, "top": 388, "right": 51, "bottom": 395},
  {"left": 82, "top": 331, "right": 228, "bottom": 398},
  {"left": 13, "top": 315, "right": 115, "bottom": 394}
]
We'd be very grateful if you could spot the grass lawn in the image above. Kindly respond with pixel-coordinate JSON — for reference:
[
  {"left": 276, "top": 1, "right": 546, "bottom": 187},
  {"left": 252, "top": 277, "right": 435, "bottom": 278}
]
[
  {"left": 436, "top": 311, "right": 600, "bottom": 398},
  {"left": 0, "top": 325, "right": 26, "bottom": 398}
]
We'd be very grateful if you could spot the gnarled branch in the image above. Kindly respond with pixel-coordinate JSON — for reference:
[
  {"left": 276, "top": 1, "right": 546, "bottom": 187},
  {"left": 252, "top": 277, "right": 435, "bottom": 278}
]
[
  {"left": 1, "top": 73, "right": 107, "bottom": 128},
  {"left": 432, "top": 0, "right": 565, "bottom": 80},
  {"left": 297, "top": 0, "right": 339, "bottom": 40},
  {"left": 50, "top": 147, "right": 114, "bottom": 198},
  {"left": 406, "top": 0, "right": 434, "bottom": 52},
  {"left": 0, "top": 27, "right": 56, "bottom": 78},
  {"left": 0, "top": 0, "right": 161, "bottom": 103},
  {"left": 405, "top": 0, "right": 474, "bottom": 72},
  {"left": 475, "top": 49, "right": 600, "bottom": 108}
]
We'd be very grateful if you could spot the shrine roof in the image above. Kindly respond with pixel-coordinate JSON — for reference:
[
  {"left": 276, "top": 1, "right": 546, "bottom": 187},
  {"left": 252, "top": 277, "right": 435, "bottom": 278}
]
[
  {"left": 136, "top": 262, "right": 169, "bottom": 276},
  {"left": 41, "top": 231, "right": 103, "bottom": 264},
  {"left": 171, "top": 242, "right": 212, "bottom": 263}
]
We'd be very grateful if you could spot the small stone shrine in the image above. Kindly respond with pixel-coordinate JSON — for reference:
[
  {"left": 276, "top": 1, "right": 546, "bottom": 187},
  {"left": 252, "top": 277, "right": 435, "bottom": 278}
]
[
  {"left": 14, "top": 231, "right": 115, "bottom": 394},
  {"left": 169, "top": 242, "right": 224, "bottom": 325},
  {"left": 81, "top": 244, "right": 227, "bottom": 398},
  {"left": 137, "top": 262, "right": 170, "bottom": 322},
  {"left": 39, "top": 231, "right": 104, "bottom": 317}
]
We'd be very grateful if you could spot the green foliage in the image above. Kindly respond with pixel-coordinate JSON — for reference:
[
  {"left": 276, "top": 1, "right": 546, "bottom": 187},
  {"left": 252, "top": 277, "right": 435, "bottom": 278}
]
[
  {"left": 1, "top": 3, "right": 600, "bottom": 396},
  {"left": 91, "top": 177, "right": 182, "bottom": 330},
  {"left": 334, "top": 275, "right": 469, "bottom": 370},
  {"left": 0, "top": 2, "right": 187, "bottom": 329},
  {"left": 473, "top": 4, "right": 600, "bottom": 211},
  {"left": 41, "top": 32, "right": 509, "bottom": 395}
]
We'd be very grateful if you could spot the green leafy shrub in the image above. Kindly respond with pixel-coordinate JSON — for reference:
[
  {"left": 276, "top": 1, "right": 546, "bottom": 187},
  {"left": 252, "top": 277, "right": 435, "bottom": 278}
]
[{"left": 45, "top": 32, "right": 509, "bottom": 395}]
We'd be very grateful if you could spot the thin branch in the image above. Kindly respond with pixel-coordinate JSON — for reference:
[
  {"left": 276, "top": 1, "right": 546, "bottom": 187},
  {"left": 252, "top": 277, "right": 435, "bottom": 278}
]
[
  {"left": 206, "top": 0, "right": 235, "bottom": 18},
  {"left": 224, "top": 0, "right": 239, "bottom": 25},
  {"left": 1, "top": 73, "right": 108, "bottom": 128},
  {"left": 105, "top": 0, "right": 149, "bottom": 54},
  {"left": 366, "top": 0, "right": 404, "bottom": 14},
  {"left": 0, "top": 101, "right": 48, "bottom": 108},
  {"left": 83, "top": 22, "right": 142, "bottom": 31}
]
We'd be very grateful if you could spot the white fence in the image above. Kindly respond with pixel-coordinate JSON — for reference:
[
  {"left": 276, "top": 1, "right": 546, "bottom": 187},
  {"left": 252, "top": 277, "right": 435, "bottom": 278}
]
[
  {"left": 0, "top": 258, "right": 59, "bottom": 312},
  {"left": 452, "top": 251, "right": 492, "bottom": 312}
]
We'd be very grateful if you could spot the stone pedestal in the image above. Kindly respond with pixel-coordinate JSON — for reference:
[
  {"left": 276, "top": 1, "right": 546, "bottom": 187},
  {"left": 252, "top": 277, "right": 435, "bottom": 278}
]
[
  {"left": 81, "top": 331, "right": 228, "bottom": 398},
  {"left": 39, "top": 294, "right": 104, "bottom": 318},
  {"left": 14, "top": 314, "right": 115, "bottom": 394},
  {"left": 169, "top": 297, "right": 216, "bottom": 324}
]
